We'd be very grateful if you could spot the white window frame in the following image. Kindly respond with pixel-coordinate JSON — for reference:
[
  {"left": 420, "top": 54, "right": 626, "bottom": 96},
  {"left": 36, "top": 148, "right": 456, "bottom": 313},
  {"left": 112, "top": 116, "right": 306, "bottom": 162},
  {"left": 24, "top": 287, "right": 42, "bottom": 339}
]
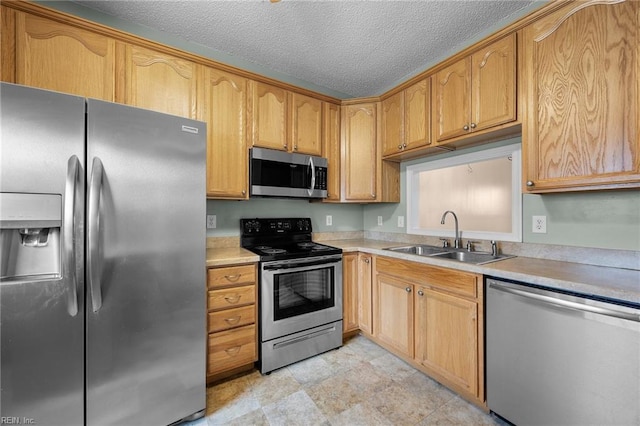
[{"left": 406, "top": 143, "right": 522, "bottom": 242}]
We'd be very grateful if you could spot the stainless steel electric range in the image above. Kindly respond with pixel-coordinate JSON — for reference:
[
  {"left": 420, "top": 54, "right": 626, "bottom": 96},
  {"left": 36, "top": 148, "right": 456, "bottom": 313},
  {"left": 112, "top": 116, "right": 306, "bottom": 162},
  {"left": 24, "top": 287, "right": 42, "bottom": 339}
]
[{"left": 240, "top": 218, "right": 343, "bottom": 374}]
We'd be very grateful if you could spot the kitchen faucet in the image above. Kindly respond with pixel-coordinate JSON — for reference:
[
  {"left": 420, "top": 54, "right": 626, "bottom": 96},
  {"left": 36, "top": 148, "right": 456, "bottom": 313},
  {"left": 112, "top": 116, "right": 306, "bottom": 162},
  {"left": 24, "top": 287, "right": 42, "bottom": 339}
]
[{"left": 440, "top": 210, "right": 462, "bottom": 249}]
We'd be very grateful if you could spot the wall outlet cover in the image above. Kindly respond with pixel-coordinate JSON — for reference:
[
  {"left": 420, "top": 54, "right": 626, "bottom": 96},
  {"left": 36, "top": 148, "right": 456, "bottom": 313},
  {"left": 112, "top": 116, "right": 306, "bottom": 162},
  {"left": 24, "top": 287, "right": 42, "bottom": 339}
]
[
  {"left": 377, "top": 216, "right": 383, "bottom": 226},
  {"left": 532, "top": 215, "right": 547, "bottom": 233},
  {"left": 326, "top": 215, "right": 332, "bottom": 226},
  {"left": 206, "top": 214, "right": 216, "bottom": 229},
  {"left": 397, "top": 216, "right": 405, "bottom": 228}
]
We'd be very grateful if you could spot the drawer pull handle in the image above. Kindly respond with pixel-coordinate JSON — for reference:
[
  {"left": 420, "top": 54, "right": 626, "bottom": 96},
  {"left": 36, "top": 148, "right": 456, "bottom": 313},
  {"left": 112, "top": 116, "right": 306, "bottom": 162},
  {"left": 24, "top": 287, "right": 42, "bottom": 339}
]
[
  {"left": 224, "top": 346, "right": 241, "bottom": 357},
  {"left": 224, "top": 274, "right": 241, "bottom": 282},
  {"left": 224, "top": 294, "right": 241, "bottom": 304},
  {"left": 224, "top": 316, "right": 241, "bottom": 325}
]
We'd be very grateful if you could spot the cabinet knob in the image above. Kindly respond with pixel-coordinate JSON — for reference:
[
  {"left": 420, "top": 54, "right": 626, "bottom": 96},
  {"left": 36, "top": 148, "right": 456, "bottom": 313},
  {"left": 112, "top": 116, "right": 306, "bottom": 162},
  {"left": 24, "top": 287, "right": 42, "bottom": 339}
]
[
  {"left": 398, "top": 145, "right": 403, "bottom": 150},
  {"left": 405, "top": 286, "right": 412, "bottom": 293},
  {"left": 463, "top": 124, "right": 469, "bottom": 131},
  {"left": 363, "top": 258, "right": 370, "bottom": 264},
  {"left": 242, "top": 190, "right": 246, "bottom": 195},
  {"left": 402, "top": 143, "right": 407, "bottom": 148},
  {"left": 283, "top": 144, "right": 288, "bottom": 149},
  {"left": 526, "top": 181, "right": 535, "bottom": 187},
  {"left": 470, "top": 122, "right": 477, "bottom": 129},
  {"left": 418, "top": 290, "right": 424, "bottom": 296},
  {"left": 294, "top": 145, "right": 298, "bottom": 151}
]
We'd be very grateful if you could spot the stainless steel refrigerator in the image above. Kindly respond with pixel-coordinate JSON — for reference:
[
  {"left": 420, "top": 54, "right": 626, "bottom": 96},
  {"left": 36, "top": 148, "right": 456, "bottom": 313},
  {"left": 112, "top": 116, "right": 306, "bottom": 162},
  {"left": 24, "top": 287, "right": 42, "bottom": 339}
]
[{"left": 0, "top": 82, "right": 206, "bottom": 425}]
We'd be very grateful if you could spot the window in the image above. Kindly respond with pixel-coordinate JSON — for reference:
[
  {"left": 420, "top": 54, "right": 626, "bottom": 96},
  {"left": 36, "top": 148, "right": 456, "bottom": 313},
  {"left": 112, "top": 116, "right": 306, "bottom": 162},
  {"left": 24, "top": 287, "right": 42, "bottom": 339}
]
[{"left": 406, "top": 144, "right": 522, "bottom": 242}]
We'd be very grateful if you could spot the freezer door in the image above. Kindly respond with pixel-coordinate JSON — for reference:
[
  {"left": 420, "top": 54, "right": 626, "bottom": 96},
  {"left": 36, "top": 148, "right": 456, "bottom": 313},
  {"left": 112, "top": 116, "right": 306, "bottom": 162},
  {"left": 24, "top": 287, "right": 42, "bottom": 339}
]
[
  {"left": 85, "top": 100, "right": 206, "bottom": 425},
  {"left": 0, "top": 83, "right": 85, "bottom": 426}
]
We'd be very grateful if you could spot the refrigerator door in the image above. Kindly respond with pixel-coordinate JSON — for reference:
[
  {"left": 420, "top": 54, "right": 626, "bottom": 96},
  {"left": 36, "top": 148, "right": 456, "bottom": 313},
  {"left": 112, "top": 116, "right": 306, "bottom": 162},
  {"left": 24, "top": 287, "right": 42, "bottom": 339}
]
[
  {"left": 0, "top": 83, "right": 85, "bottom": 425},
  {"left": 85, "top": 100, "right": 206, "bottom": 425}
]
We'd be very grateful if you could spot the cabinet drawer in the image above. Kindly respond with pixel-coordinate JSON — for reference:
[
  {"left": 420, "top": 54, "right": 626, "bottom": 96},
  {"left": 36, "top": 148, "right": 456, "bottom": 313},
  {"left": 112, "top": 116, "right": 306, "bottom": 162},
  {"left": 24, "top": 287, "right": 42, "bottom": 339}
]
[
  {"left": 208, "top": 285, "right": 255, "bottom": 311},
  {"left": 376, "top": 256, "right": 478, "bottom": 298},
  {"left": 208, "top": 305, "right": 255, "bottom": 332},
  {"left": 208, "top": 324, "right": 257, "bottom": 374},
  {"left": 207, "top": 264, "right": 256, "bottom": 288}
]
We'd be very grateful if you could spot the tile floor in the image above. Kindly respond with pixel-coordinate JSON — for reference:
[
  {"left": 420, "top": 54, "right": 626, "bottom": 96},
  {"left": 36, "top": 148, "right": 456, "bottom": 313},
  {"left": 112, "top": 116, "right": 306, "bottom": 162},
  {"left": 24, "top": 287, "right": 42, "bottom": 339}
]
[{"left": 189, "top": 334, "right": 502, "bottom": 426}]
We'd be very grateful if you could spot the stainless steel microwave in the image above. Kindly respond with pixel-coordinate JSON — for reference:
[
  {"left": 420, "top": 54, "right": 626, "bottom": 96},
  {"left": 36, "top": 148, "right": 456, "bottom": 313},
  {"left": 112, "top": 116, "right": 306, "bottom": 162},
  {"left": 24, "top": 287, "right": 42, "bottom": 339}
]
[{"left": 249, "top": 147, "right": 328, "bottom": 199}]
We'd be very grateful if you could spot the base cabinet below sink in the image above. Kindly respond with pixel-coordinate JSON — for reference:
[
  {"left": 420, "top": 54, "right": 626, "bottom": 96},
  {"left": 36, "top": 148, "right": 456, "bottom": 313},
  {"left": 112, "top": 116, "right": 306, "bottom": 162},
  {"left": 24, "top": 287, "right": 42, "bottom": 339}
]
[{"left": 372, "top": 256, "right": 484, "bottom": 406}]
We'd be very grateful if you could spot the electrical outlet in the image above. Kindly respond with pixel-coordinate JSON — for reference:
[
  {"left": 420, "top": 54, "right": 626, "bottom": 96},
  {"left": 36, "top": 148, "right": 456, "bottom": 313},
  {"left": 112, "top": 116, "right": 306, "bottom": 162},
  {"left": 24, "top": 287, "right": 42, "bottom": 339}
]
[
  {"left": 326, "top": 215, "right": 332, "bottom": 226},
  {"left": 397, "top": 216, "right": 405, "bottom": 228},
  {"left": 377, "top": 216, "right": 383, "bottom": 226},
  {"left": 206, "top": 214, "right": 216, "bottom": 229},
  {"left": 532, "top": 215, "right": 547, "bottom": 233}
]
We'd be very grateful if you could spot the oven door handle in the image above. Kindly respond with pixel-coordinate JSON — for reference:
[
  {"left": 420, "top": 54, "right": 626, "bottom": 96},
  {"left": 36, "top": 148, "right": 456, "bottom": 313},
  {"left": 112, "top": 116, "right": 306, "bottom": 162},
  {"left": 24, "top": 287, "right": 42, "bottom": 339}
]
[{"left": 263, "top": 258, "right": 339, "bottom": 270}]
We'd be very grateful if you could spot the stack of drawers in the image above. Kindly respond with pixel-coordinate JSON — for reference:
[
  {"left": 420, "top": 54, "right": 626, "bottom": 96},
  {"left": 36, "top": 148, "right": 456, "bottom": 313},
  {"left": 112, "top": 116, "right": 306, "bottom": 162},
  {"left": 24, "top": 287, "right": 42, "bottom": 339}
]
[{"left": 206, "top": 263, "right": 258, "bottom": 382}]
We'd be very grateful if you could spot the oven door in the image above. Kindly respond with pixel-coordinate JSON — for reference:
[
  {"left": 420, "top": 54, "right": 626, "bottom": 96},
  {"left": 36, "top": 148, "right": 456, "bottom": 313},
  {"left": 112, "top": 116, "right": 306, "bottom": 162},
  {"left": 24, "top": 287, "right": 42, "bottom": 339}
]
[{"left": 260, "top": 255, "right": 342, "bottom": 341}]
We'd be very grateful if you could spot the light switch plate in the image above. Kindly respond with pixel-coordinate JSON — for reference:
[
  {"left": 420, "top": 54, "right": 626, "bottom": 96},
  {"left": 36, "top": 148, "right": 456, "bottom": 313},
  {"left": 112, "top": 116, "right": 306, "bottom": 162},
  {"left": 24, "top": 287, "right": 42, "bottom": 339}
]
[
  {"left": 326, "top": 215, "right": 333, "bottom": 226},
  {"left": 206, "top": 214, "right": 216, "bottom": 229},
  {"left": 377, "top": 216, "right": 383, "bottom": 226},
  {"left": 397, "top": 216, "right": 405, "bottom": 228},
  {"left": 532, "top": 215, "right": 547, "bottom": 233}
]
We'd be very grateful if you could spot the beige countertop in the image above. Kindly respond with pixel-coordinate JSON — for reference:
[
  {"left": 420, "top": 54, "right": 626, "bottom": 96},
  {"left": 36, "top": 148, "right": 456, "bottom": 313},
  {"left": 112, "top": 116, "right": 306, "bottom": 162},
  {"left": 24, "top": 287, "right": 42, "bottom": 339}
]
[
  {"left": 205, "top": 247, "right": 259, "bottom": 267},
  {"left": 206, "top": 238, "right": 640, "bottom": 305},
  {"left": 323, "top": 239, "right": 640, "bottom": 305}
]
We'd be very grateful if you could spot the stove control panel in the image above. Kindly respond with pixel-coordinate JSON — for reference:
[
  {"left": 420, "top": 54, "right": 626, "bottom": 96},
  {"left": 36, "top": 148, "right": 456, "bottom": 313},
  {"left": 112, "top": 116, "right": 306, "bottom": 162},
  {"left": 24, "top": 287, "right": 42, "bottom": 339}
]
[{"left": 241, "top": 218, "right": 312, "bottom": 235}]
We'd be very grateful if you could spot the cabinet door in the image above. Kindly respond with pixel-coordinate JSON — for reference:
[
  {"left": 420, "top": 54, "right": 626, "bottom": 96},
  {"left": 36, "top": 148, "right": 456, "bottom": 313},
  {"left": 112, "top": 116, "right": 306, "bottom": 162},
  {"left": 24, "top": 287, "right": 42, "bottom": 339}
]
[
  {"left": 323, "top": 102, "right": 341, "bottom": 201},
  {"left": 342, "top": 253, "right": 359, "bottom": 333},
  {"left": 122, "top": 44, "right": 197, "bottom": 118},
  {"left": 14, "top": 11, "right": 115, "bottom": 100},
  {"left": 381, "top": 91, "right": 404, "bottom": 156},
  {"left": 357, "top": 253, "right": 373, "bottom": 336},
  {"left": 471, "top": 34, "right": 516, "bottom": 132},
  {"left": 249, "top": 81, "right": 288, "bottom": 151},
  {"left": 404, "top": 79, "right": 431, "bottom": 151},
  {"left": 415, "top": 287, "right": 478, "bottom": 395},
  {"left": 342, "top": 103, "right": 378, "bottom": 201},
  {"left": 374, "top": 273, "right": 414, "bottom": 358},
  {"left": 200, "top": 68, "right": 248, "bottom": 199},
  {"left": 432, "top": 58, "right": 471, "bottom": 143},
  {"left": 291, "top": 93, "right": 322, "bottom": 155},
  {"left": 522, "top": 0, "right": 639, "bottom": 192}
]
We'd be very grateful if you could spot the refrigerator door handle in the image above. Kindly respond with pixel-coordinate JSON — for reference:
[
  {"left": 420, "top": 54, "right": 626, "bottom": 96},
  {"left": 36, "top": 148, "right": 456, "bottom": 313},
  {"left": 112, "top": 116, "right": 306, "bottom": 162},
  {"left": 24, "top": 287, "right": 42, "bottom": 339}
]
[
  {"left": 87, "top": 157, "right": 103, "bottom": 313},
  {"left": 63, "top": 155, "right": 80, "bottom": 317}
]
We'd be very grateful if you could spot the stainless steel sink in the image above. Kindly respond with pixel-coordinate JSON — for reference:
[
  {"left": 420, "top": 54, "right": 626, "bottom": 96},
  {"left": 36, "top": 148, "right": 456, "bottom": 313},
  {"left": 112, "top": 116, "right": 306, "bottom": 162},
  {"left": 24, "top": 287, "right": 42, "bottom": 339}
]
[
  {"left": 385, "top": 244, "right": 448, "bottom": 256},
  {"left": 430, "top": 250, "right": 514, "bottom": 265},
  {"left": 384, "top": 245, "right": 515, "bottom": 265}
]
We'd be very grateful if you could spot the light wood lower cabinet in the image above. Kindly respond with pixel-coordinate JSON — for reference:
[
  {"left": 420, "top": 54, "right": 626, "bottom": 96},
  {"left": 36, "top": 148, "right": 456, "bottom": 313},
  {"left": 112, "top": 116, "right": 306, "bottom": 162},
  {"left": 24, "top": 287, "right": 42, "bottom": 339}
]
[
  {"left": 374, "top": 272, "right": 414, "bottom": 358},
  {"left": 373, "top": 256, "right": 484, "bottom": 404},
  {"left": 342, "top": 252, "right": 374, "bottom": 336},
  {"left": 206, "top": 263, "right": 258, "bottom": 382}
]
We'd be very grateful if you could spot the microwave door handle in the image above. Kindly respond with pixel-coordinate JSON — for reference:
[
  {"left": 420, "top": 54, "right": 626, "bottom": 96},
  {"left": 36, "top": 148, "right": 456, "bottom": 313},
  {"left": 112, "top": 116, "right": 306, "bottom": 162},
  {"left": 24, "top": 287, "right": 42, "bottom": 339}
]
[{"left": 308, "top": 156, "right": 315, "bottom": 196}]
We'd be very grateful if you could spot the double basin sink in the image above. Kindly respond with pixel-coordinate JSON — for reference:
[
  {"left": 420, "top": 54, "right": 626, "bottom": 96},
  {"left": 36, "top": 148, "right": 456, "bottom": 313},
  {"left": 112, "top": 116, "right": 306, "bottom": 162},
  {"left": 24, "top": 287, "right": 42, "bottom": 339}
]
[{"left": 384, "top": 244, "right": 515, "bottom": 265}]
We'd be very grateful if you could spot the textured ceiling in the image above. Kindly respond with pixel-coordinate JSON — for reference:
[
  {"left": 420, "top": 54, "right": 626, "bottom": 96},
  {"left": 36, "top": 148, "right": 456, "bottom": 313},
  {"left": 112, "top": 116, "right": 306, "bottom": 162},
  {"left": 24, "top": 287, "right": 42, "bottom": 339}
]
[{"left": 73, "top": 0, "right": 541, "bottom": 98}]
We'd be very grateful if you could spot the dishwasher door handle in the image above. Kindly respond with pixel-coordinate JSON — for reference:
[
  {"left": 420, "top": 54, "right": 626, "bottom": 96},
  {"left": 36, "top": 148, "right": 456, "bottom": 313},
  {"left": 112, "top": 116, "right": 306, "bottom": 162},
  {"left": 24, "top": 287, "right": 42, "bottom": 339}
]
[{"left": 488, "top": 281, "right": 640, "bottom": 323}]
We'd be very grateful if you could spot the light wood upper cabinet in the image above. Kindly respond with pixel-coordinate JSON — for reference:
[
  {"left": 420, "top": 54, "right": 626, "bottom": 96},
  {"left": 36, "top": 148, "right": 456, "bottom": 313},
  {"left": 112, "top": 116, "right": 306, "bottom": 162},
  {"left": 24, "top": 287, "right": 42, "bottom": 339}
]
[
  {"left": 433, "top": 34, "right": 516, "bottom": 144},
  {"left": 382, "top": 79, "right": 431, "bottom": 158},
  {"left": 290, "top": 93, "right": 323, "bottom": 156},
  {"left": 342, "top": 102, "right": 379, "bottom": 201},
  {"left": 415, "top": 287, "right": 478, "bottom": 395},
  {"left": 9, "top": 10, "right": 116, "bottom": 100},
  {"left": 381, "top": 91, "right": 405, "bottom": 157},
  {"left": 199, "top": 68, "right": 248, "bottom": 199},
  {"left": 404, "top": 79, "right": 431, "bottom": 151},
  {"left": 249, "top": 81, "right": 288, "bottom": 151},
  {"left": 121, "top": 44, "right": 197, "bottom": 118},
  {"left": 323, "top": 102, "right": 341, "bottom": 201},
  {"left": 374, "top": 272, "right": 414, "bottom": 358},
  {"left": 521, "top": 0, "right": 639, "bottom": 192}
]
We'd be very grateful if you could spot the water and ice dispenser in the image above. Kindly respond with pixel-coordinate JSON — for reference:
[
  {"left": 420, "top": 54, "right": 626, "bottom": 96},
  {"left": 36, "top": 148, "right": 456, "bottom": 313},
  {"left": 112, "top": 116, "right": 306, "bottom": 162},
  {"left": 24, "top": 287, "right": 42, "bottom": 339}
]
[{"left": 0, "top": 192, "right": 62, "bottom": 280}]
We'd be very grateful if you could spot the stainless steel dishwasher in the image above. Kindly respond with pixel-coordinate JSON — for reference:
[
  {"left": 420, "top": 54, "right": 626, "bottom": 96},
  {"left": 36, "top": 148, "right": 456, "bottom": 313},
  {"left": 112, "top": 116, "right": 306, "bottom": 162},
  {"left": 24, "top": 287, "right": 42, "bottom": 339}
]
[{"left": 486, "top": 278, "right": 640, "bottom": 426}]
